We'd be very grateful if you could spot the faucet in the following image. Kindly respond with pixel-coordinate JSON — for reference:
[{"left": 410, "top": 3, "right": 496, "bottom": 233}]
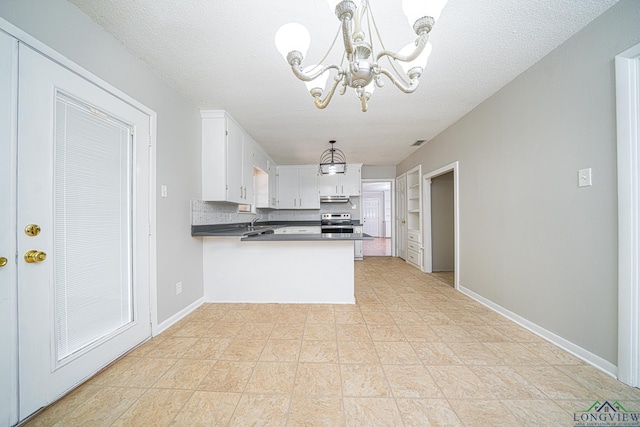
[{"left": 249, "top": 215, "right": 260, "bottom": 229}]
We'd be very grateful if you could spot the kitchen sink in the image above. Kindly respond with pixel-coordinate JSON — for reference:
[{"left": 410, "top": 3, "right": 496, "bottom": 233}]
[{"left": 244, "top": 228, "right": 275, "bottom": 237}]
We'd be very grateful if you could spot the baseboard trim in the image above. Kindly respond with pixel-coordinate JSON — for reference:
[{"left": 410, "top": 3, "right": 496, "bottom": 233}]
[
  {"left": 154, "top": 297, "right": 206, "bottom": 336},
  {"left": 458, "top": 285, "right": 618, "bottom": 378}
]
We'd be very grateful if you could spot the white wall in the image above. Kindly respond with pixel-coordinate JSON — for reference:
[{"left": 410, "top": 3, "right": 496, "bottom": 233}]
[
  {"left": 431, "top": 172, "right": 454, "bottom": 271},
  {"left": 397, "top": 0, "right": 640, "bottom": 365},
  {"left": 0, "top": 0, "right": 204, "bottom": 324}
]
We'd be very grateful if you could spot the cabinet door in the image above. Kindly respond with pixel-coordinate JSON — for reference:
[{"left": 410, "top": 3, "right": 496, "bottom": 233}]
[
  {"left": 268, "top": 159, "right": 277, "bottom": 208},
  {"left": 298, "top": 166, "right": 319, "bottom": 209},
  {"left": 277, "top": 167, "right": 298, "bottom": 209},
  {"left": 226, "top": 117, "right": 244, "bottom": 204},
  {"left": 242, "top": 134, "right": 256, "bottom": 203},
  {"left": 342, "top": 164, "right": 362, "bottom": 196},
  {"left": 318, "top": 173, "right": 340, "bottom": 196}
]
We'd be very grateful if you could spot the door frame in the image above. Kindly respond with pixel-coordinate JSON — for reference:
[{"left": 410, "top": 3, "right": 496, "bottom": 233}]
[
  {"left": 0, "top": 16, "right": 158, "bottom": 420},
  {"left": 362, "top": 179, "right": 395, "bottom": 256},
  {"left": 616, "top": 42, "right": 640, "bottom": 388},
  {"left": 422, "top": 161, "right": 459, "bottom": 288}
]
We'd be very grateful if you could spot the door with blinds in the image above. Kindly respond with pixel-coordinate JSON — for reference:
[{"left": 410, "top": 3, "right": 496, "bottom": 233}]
[{"left": 16, "top": 45, "right": 151, "bottom": 419}]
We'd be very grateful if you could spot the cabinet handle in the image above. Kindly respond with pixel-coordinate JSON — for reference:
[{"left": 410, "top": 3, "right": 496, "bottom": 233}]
[
  {"left": 341, "top": 185, "right": 344, "bottom": 194},
  {"left": 243, "top": 187, "right": 247, "bottom": 199},
  {"left": 294, "top": 199, "right": 297, "bottom": 207},
  {"left": 336, "top": 185, "right": 338, "bottom": 193},
  {"left": 299, "top": 198, "right": 302, "bottom": 207}
]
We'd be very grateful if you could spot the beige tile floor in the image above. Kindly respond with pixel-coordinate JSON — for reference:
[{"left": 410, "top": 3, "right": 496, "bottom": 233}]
[{"left": 25, "top": 257, "right": 640, "bottom": 426}]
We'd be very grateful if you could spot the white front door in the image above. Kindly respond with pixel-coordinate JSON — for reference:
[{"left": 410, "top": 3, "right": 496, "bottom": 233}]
[
  {"left": 0, "top": 31, "right": 18, "bottom": 427},
  {"left": 16, "top": 45, "right": 152, "bottom": 419}
]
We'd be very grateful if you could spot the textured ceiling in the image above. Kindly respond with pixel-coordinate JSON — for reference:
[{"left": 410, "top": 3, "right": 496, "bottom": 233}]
[{"left": 69, "top": 0, "right": 618, "bottom": 166}]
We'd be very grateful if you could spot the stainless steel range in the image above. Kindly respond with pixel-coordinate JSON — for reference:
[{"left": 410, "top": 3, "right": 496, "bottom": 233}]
[{"left": 321, "top": 213, "right": 354, "bottom": 234}]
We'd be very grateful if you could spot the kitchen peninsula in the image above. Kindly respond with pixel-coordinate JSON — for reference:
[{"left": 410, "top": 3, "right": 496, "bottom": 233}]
[{"left": 194, "top": 223, "right": 371, "bottom": 304}]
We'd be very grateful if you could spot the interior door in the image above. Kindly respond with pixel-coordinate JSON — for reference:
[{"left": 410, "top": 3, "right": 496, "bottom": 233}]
[
  {"left": 396, "top": 175, "right": 407, "bottom": 260},
  {"left": 0, "top": 30, "right": 18, "bottom": 427},
  {"left": 17, "top": 45, "right": 151, "bottom": 419},
  {"left": 363, "top": 198, "right": 381, "bottom": 237}
]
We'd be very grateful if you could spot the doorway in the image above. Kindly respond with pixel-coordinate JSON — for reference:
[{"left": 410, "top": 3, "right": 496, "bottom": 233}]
[
  {"left": 423, "top": 162, "right": 459, "bottom": 288},
  {"left": 430, "top": 171, "right": 455, "bottom": 286},
  {"left": 362, "top": 180, "right": 394, "bottom": 256},
  {"left": 615, "top": 42, "right": 640, "bottom": 388}
]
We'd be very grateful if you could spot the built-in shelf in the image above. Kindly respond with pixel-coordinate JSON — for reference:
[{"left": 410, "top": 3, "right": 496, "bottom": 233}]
[{"left": 405, "top": 165, "right": 422, "bottom": 269}]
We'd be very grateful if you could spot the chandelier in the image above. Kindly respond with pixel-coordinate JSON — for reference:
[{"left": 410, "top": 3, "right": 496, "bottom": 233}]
[
  {"left": 319, "top": 141, "right": 347, "bottom": 175},
  {"left": 275, "top": 0, "right": 448, "bottom": 112}
]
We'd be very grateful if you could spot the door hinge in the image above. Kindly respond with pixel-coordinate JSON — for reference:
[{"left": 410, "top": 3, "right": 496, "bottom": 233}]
[
  {"left": 148, "top": 133, "right": 152, "bottom": 147},
  {"left": 148, "top": 222, "right": 152, "bottom": 236}
]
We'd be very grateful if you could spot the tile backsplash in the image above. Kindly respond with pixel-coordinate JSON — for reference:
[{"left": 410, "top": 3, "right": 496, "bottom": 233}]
[{"left": 191, "top": 198, "right": 362, "bottom": 225}]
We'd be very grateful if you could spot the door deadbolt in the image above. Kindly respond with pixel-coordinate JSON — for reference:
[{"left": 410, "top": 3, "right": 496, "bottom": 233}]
[
  {"left": 24, "top": 250, "right": 47, "bottom": 263},
  {"left": 25, "top": 224, "right": 41, "bottom": 236}
]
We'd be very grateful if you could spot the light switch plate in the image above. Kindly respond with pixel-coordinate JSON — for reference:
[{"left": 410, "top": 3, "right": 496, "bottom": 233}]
[
  {"left": 161, "top": 185, "right": 168, "bottom": 197},
  {"left": 578, "top": 168, "right": 592, "bottom": 187}
]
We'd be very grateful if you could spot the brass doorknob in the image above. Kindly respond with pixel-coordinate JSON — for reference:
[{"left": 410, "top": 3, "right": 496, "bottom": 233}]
[
  {"left": 0, "top": 257, "right": 7, "bottom": 268},
  {"left": 24, "top": 250, "right": 47, "bottom": 263}
]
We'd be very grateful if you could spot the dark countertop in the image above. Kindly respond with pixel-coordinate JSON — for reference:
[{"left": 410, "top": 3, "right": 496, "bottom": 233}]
[
  {"left": 192, "top": 221, "right": 319, "bottom": 237},
  {"left": 192, "top": 220, "right": 362, "bottom": 237},
  {"left": 240, "top": 233, "right": 373, "bottom": 242}
]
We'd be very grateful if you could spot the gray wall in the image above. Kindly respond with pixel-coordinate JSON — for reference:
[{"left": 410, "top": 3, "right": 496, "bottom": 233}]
[
  {"left": 0, "top": 0, "right": 204, "bottom": 324},
  {"left": 398, "top": 0, "right": 640, "bottom": 365},
  {"left": 431, "top": 172, "right": 454, "bottom": 272},
  {"left": 362, "top": 165, "right": 396, "bottom": 179}
]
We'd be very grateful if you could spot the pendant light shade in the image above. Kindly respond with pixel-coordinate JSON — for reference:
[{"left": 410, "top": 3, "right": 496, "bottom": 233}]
[{"left": 319, "top": 141, "right": 347, "bottom": 175}]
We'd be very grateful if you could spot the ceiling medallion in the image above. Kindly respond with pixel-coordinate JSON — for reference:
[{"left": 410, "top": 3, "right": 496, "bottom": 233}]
[{"left": 275, "top": 0, "right": 448, "bottom": 112}]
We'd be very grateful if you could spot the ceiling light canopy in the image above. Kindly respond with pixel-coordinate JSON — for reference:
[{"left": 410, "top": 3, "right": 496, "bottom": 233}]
[
  {"left": 275, "top": 0, "right": 446, "bottom": 112},
  {"left": 319, "top": 141, "right": 347, "bottom": 175}
]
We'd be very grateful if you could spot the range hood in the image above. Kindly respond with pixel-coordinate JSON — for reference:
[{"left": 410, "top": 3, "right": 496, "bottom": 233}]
[{"left": 320, "top": 196, "right": 350, "bottom": 203}]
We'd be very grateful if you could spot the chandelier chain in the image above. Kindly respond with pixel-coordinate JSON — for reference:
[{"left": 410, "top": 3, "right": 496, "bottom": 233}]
[{"left": 367, "top": 0, "right": 412, "bottom": 87}]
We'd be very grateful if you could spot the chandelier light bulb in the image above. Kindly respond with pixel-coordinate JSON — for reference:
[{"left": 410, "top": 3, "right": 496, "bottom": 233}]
[
  {"left": 275, "top": 23, "right": 311, "bottom": 61},
  {"left": 398, "top": 42, "right": 433, "bottom": 74},
  {"left": 402, "top": 0, "right": 449, "bottom": 27},
  {"left": 365, "top": 79, "right": 376, "bottom": 95}
]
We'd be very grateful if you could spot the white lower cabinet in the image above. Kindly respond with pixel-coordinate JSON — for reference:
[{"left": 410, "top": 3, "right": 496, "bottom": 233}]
[
  {"left": 407, "top": 230, "right": 422, "bottom": 269},
  {"left": 354, "top": 226, "right": 363, "bottom": 260}
]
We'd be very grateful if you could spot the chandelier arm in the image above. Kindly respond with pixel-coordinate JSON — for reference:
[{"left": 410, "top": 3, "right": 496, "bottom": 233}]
[
  {"left": 291, "top": 63, "right": 342, "bottom": 82},
  {"left": 360, "top": 93, "right": 368, "bottom": 112},
  {"left": 376, "top": 68, "right": 420, "bottom": 94},
  {"left": 375, "top": 33, "right": 428, "bottom": 64},
  {"left": 313, "top": 75, "right": 343, "bottom": 109},
  {"left": 340, "top": 16, "right": 355, "bottom": 57}
]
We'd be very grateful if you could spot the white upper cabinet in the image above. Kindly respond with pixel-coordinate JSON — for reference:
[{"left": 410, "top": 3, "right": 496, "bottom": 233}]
[
  {"left": 318, "top": 163, "right": 362, "bottom": 196},
  {"left": 253, "top": 145, "right": 278, "bottom": 209},
  {"left": 277, "top": 165, "right": 319, "bottom": 209},
  {"left": 201, "top": 110, "right": 260, "bottom": 204}
]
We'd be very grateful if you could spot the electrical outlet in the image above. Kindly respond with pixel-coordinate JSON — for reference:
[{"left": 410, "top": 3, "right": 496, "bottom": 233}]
[
  {"left": 161, "top": 185, "right": 168, "bottom": 198},
  {"left": 176, "top": 281, "right": 182, "bottom": 295}
]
